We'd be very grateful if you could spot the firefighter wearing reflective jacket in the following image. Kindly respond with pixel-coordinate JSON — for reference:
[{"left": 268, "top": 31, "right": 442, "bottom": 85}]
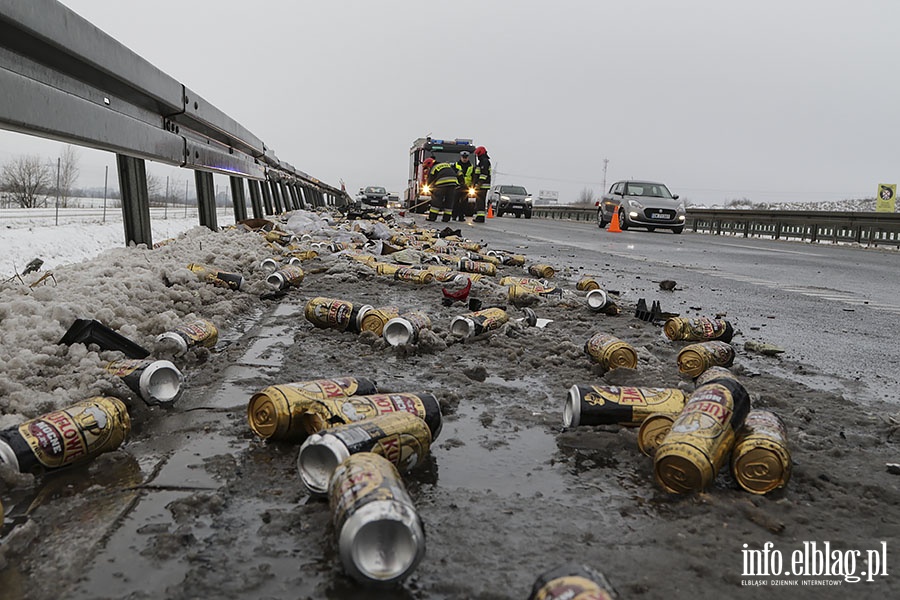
[
  {"left": 423, "top": 157, "right": 460, "bottom": 222},
  {"left": 472, "top": 146, "right": 491, "bottom": 223},
  {"left": 453, "top": 151, "right": 475, "bottom": 221}
]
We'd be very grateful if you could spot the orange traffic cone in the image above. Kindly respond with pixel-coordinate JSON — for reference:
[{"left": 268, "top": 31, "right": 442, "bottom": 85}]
[
  {"left": 487, "top": 204, "right": 494, "bottom": 219},
  {"left": 608, "top": 210, "right": 622, "bottom": 233}
]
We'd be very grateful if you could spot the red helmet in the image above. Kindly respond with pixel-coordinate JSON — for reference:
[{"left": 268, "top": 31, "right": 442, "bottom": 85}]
[
  {"left": 422, "top": 157, "right": 435, "bottom": 168},
  {"left": 474, "top": 146, "right": 487, "bottom": 156}
]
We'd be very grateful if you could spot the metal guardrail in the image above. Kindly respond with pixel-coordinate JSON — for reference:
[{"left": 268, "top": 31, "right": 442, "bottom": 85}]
[
  {"left": 531, "top": 206, "right": 900, "bottom": 248},
  {"left": 0, "top": 0, "right": 349, "bottom": 245}
]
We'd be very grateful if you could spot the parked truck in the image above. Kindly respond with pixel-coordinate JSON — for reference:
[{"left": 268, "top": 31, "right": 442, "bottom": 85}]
[{"left": 405, "top": 136, "right": 476, "bottom": 213}]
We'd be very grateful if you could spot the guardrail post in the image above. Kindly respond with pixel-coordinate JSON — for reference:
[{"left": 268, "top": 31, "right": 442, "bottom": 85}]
[
  {"left": 261, "top": 182, "right": 274, "bottom": 215},
  {"left": 247, "top": 179, "right": 264, "bottom": 219},
  {"left": 269, "top": 181, "right": 284, "bottom": 213},
  {"left": 116, "top": 154, "right": 152, "bottom": 247},
  {"left": 194, "top": 170, "right": 218, "bottom": 231},
  {"left": 229, "top": 176, "right": 247, "bottom": 222}
]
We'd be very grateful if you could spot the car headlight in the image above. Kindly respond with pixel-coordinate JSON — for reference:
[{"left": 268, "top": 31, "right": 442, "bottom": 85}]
[
  {"left": 676, "top": 203, "right": 686, "bottom": 213},
  {"left": 422, "top": 184, "right": 430, "bottom": 194},
  {"left": 468, "top": 187, "right": 476, "bottom": 197},
  {"left": 500, "top": 195, "right": 510, "bottom": 201},
  {"left": 627, "top": 199, "right": 644, "bottom": 210},
  {"left": 525, "top": 197, "right": 533, "bottom": 204}
]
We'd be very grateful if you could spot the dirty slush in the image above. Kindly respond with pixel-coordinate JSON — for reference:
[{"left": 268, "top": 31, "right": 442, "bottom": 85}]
[{"left": 0, "top": 208, "right": 898, "bottom": 599}]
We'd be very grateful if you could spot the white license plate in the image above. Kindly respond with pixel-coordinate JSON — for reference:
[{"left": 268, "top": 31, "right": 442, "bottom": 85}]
[{"left": 650, "top": 213, "right": 668, "bottom": 220}]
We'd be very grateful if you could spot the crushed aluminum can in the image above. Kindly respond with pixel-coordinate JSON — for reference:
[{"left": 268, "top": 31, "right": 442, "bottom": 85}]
[
  {"left": 304, "top": 297, "right": 373, "bottom": 334},
  {"left": 185, "top": 263, "right": 243, "bottom": 291},
  {"left": 449, "top": 307, "right": 509, "bottom": 338},
  {"left": 302, "top": 392, "right": 442, "bottom": 441},
  {"left": 298, "top": 411, "right": 432, "bottom": 495},
  {"left": 676, "top": 341, "right": 735, "bottom": 378},
  {"left": 247, "top": 377, "right": 378, "bottom": 441},
  {"left": 637, "top": 413, "right": 679, "bottom": 456},
  {"left": 730, "top": 410, "right": 792, "bottom": 494},
  {"left": 576, "top": 277, "right": 601, "bottom": 292},
  {"left": 0, "top": 397, "right": 131, "bottom": 474},
  {"left": 664, "top": 316, "right": 734, "bottom": 343},
  {"left": 528, "top": 563, "right": 618, "bottom": 600},
  {"left": 457, "top": 258, "right": 496, "bottom": 277},
  {"left": 383, "top": 311, "right": 432, "bottom": 347},
  {"left": 266, "top": 265, "right": 305, "bottom": 290},
  {"left": 359, "top": 306, "right": 400, "bottom": 336},
  {"left": 585, "top": 288, "right": 612, "bottom": 311},
  {"left": 329, "top": 453, "right": 426, "bottom": 584},
  {"left": 105, "top": 359, "right": 184, "bottom": 406},
  {"left": 528, "top": 264, "right": 556, "bottom": 278},
  {"left": 394, "top": 267, "right": 435, "bottom": 284},
  {"left": 654, "top": 376, "right": 751, "bottom": 493},
  {"left": 564, "top": 384, "right": 687, "bottom": 428},
  {"left": 155, "top": 317, "right": 219, "bottom": 356},
  {"left": 584, "top": 332, "right": 638, "bottom": 370}
]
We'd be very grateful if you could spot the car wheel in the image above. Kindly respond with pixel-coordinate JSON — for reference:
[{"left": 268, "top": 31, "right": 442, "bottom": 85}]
[
  {"left": 618, "top": 207, "right": 629, "bottom": 230},
  {"left": 497, "top": 209, "right": 504, "bottom": 217},
  {"left": 597, "top": 209, "right": 606, "bottom": 228},
  {"left": 524, "top": 209, "right": 532, "bottom": 219},
  {"left": 672, "top": 226, "right": 684, "bottom": 234},
  {"left": 515, "top": 211, "right": 521, "bottom": 218},
  {"left": 647, "top": 227, "right": 655, "bottom": 232}
]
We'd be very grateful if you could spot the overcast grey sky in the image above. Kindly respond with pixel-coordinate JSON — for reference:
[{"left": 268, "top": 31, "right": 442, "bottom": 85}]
[{"left": 3, "top": 0, "right": 899, "bottom": 206}]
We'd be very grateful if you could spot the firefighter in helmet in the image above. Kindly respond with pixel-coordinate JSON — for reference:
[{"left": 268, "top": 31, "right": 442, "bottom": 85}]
[
  {"left": 453, "top": 150, "right": 476, "bottom": 221},
  {"left": 472, "top": 146, "right": 492, "bottom": 223},
  {"left": 422, "top": 157, "right": 460, "bottom": 222}
]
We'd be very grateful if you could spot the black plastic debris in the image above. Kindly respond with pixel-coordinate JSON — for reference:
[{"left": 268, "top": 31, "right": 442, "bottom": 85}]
[
  {"left": 59, "top": 319, "right": 150, "bottom": 359},
  {"left": 438, "top": 227, "right": 462, "bottom": 238},
  {"left": 23, "top": 258, "right": 44, "bottom": 275},
  {"left": 659, "top": 280, "right": 677, "bottom": 291},
  {"left": 634, "top": 299, "right": 679, "bottom": 324}
]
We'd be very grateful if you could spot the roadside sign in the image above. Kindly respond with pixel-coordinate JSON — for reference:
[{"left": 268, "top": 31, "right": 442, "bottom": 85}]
[{"left": 877, "top": 183, "right": 896, "bottom": 212}]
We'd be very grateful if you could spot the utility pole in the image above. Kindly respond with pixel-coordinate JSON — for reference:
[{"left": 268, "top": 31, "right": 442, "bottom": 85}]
[
  {"left": 601, "top": 158, "right": 609, "bottom": 194},
  {"left": 102, "top": 165, "right": 108, "bottom": 223},
  {"left": 54, "top": 157, "right": 60, "bottom": 225},
  {"left": 164, "top": 175, "right": 169, "bottom": 219}
]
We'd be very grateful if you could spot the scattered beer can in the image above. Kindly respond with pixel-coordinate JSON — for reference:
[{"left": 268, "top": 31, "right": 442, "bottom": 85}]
[
  {"left": 264, "top": 230, "right": 295, "bottom": 245},
  {"left": 329, "top": 453, "right": 426, "bottom": 584},
  {"left": 664, "top": 316, "right": 734, "bottom": 343},
  {"left": 584, "top": 332, "right": 638, "bottom": 370},
  {"left": 430, "top": 269, "right": 469, "bottom": 284},
  {"left": 498, "top": 276, "right": 544, "bottom": 287},
  {"left": 576, "top": 277, "right": 601, "bottom": 292},
  {"left": 186, "top": 263, "right": 243, "bottom": 291},
  {"left": 694, "top": 366, "right": 738, "bottom": 386},
  {"left": 676, "top": 341, "right": 736, "bottom": 378},
  {"left": 654, "top": 376, "right": 751, "bottom": 493},
  {"left": 303, "top": 392, "right": 443, "bottom": 441},
  {"left": 454, "top": 241, "right": 482, "bottom": 252},
  {"left": 564, "top": 384, "right": 687, "bottom": 427},
  {"left": 359, "top": 306, "right": 400, "bottom": 336},
  {"left": 383, "top": 311, "right": 432, "bottom": 346},
  {"left": 288, "top": 249, "right": 319, "bottom": 262},
  {"left": 457, "top": 258, "right": 497, "bottom": 276},
  {"left": 637, "top": 413, "right": 679, "bottom": 456},
  {"left": 0, "top": 397, "right": 131, "bottom": 474},
  {"left": 298, "top": 412, "right": 432, "bottom": 495},
  {"left": 374, "top": 262, "right": 401, "bottom": 276},
  {"left": 105, "top": 358, "right": 184, "bottom": 406},
  {"left": 507, "top": 283, "right": 562, "bottom": 304},
  {"left": 528, "top": 264, "right": 556, "bottom": 278},
  {"left": 155, "top": 317, "right": 219, "bottom": 356},
  {"left": 585, "top": 289, "right": 611, "bottom": 311},
  {"left": 266, "top": 265, "right": 305, "bottom": 290},
  {"left": 304, "top": 297, "right": 373, "bottom": 334},
  {"left": 498, "top": 253, "right": 526, "bottom": 267},
  {"left": 730, "top": 409, "right": 792, "bottom": 494},
  {"left": 528, "top": 563, "right": 617, "bottom": 600},
  {"left": 259, "top": 257, "right": 280, "bottom": 273},
  {"left": 394, "top": 267, "right": 435, "bottom": 284},
  {"left": 468, "top": 252, "right": 501, "bottom": 265},
  {"left": 247, "top": 377, "right": 378, "bottom": 441},
  {"left": 450, "top": 307, "right": 510, "bottom": 338}
]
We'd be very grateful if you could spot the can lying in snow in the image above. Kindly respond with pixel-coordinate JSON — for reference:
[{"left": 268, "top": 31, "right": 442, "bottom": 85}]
[
  {"left": 374, "top": 262, "right": 401, "bottom": 276},
  {"left": 576, "top": 277, "right": 601, "bottom": 292},
  {"left": 498, "top": 276, "right": 544, "bottom": 287},
  {"left": 450, "top": 307, "right": 509, "bottom": 337},
  {"left": 298, "top": 412, "right": 432, "bottom": 495},
  {"left": 155, "top": 318, "right": 219, "bottom": 356},
  {"left": 303, "top": 392, "right": 443, "bottom": 441},
  {"left": 676, "top": 341, "right": 736, "bottom": 378},
  {"left": 430, "top": 269, "right": 469, "bottom": 284},
  {"left": 637, "top": 413, "right": 679, "bottom": 456},
  {"left": 584, "top": 332, "right": 638, "bottom": 370},
  {"left": 664, "top": 316, "right": 734, "bottom": 343},
  {"left": 329, "top": 453, "right": 426, "bottom": 584},
  {"left": 528, "top": 563, "right": 617, "bottom": 600},
  {"left": 586, "top": 289, "right": 612, "bottom": 311},
  {"left": 564, "top": 384, "right": 687, "bottom": 427},
  {"left": 528, "top": 264, "right": 556, "bottom": 278},
  {"left": 359, "top": 307, "right": 400, "bottom": 336},
  {"left": 288, "top": 249, "right": 318, "bottom": 262},
  {"left": 383, "top": 311, "right": 432, "bottom": 346},
  {"left": 266, "top": 265, "right": 305, "bottom": 290},
  {"left": 105, "top": 359, "right": 184, "bottom": 406},
  {"left": 186, "top": 263, "right": 243, "bottom": 291},
  {"left": 730, "top": 409, "right": 792, "bottom": 494},
  {"left": 394, "top": 267, "right": 435, "bottom": 284},
  {"left": 0, "top": 397, "right": 131, "bottom": 474},
  {"left": 654, "top": 376, "right": 751, "bottom": 493},
  {"left": 694, "top": 366, "right": 738, "bottom": 386},
  {"left": 507, "top": 283, "right": 562, "bottom": 304},
  {"left": 247, "top": 377, "right": 378, "bottom": 441},
  {"left": 304, "top": 297, "right": 373, "bottom": 334},
  {"left": 457, "top": 259, "right": 496, "bottom": 276}
]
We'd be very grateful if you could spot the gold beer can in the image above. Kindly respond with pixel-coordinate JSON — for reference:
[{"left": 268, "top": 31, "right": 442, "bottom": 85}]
[
  {"left": 470, "top": 252, "right": 501, "bottom": 265},
  {"left": 266, "top": 265, "right": 305, "bottom": 290},
  {"left": 528, "top": 264, "right": 556, "bottom": 278},
  {"left": 394, "top": 267, "right": 435, "bottom": 284},
  {"left": 304, "top": 297, "right": 373, "bottom": 333},
  {"left": 576, "top": 277, "right": 601, "bottom": 292},
  {"left": 499, "top": 253, "right": 526, "bottom": 267},
  {"left": 430, "top": 269, "right": 468, "bottom": 284},
  {"left": 359, "top": 306, "right": 400, "bottom": 336},
  {"left": 654, "top": 377, "right": 751, "bottom": 493},
  {"left": 303, "top": 392, "right": 443, "bottom": 441},
  {"left": 247, "top": 377, "right": 378, "bottom": 441},
  {"left": 186, "top": 263, "right": 244, "bottom": 291},
  {"left": 664, "top": 316, "right": 734, "bottom": 343},
  {"left": 0, "top": 397, "right": 131, "bottom": 474},
  {"left": 456, "top": 242, "right": 482, "bottom": 252},
  {"left": 730, "top": 410, "right": 792, "bottom": 494},
  {"left": 507, "top": 283, "right": 562, "bottom": 304},
  {"left": 637, "top": 413, "right": 678, "bottom": 456},
  {"left": 564, "top": 384, "right": 686, "bottom": 427},
  {"left": 457, "top": 259, "right": 497, "bottom": 276},
  {"left": 584, "top": 333, "right": 638, "bottom": 370},
  {"left": 449, "top": 307, "right": 509, "bottom": 337},
  {"left": 288, "top": 249, "right": 319, "bottom": 262},
  {"left": 528, "top": 563, "right": 617, "bottom": 600},
  {"left": 383, "top": 311, "right": 433, "bottom": 346},
  {"left": 694, "top": 366, "right": 738, "bottom": 386},
  {"left": 374, "top": 262, "right": 401, "bottom": 276},
  {"left": 676, "top": 341, "right": 736, "bottom": 378},
  {"left": 155, "top": 317, "right": 219, "bottom": 356},
  {"left": 499, "top": 276, "right": 544, "bottom": 287}
]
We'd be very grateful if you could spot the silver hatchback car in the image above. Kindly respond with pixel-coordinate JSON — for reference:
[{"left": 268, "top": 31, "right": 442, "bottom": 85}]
[{"left": 597, "top": 180, "right": 685, "bottom": 234}]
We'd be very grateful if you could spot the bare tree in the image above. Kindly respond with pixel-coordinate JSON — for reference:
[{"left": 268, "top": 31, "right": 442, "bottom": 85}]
[
  {"left": 146, "top": 172, "right": 162, "bottom": 203},
  {"left": 58, "top": 145, "right": 80, "bottom": 208},
  {"left": 576, "top": 187, "right": 596, "bottom": 206},
  {"left": 0, "top": 154, "right": 53, "bottom": 208}
]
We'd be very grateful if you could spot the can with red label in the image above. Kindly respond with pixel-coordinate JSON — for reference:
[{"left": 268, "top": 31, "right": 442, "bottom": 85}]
[
  {"left": 676, "top": 341, "right": 735, "bottom": 378},
  {"left": 155, "top": 317, "right": 219, "bottom": 356},
  {"left": 584, "top": 332, "right": 638, "bottom": 370},
  {"left": 730, "top": 409, "right": 791, "bottom": 494},
  {"left": 430, "top": 269, "right": 469, "bottom": 284},
  {"left": 528, "top": 563, "right": 618, "bottom": 600},
  {"left": 457, "top": 258, "right": 496, "bottom": 276},
  {"left": 654, "top": 376, "right": 751, "bottom": 493},
  {"left": 664, "top": 316, "right": 734, "bottom": 343},
  {"left": 0, "top": 397, "right": 131, "bottom": 474},
  {"left": 105, "top": 359, "right": 184, "bottom": 406},
  {"left": 247, "top": 377, "right": 378, "bottom": 441},
  {"left": 186, "top": 263, "right": 243, "bottom": 291},
  {"left": 298, "top": 411, "right": 432, "bottom": 494},
  {"left": 359, "top": 307, "right": 400, "bottom": 336},
  {"left": 329, "top": 452, "right": 426, "bottom": 583},
  {"left": 266, "top": 265, "right": 305, "bottom": 290},
  {"left": 303, "top": 392, "right": 443, "bottom": 441},
  {"left": 564, "top": 384, "right": 686, "bottom": 427},
  {"left": 449, "top": 307, "right": 509, "bottom": 337},
  {"left": 528, "top": 264, "right": 556, "bottom": 278},
  {"left": 304, "top": 297, "right": 373, "bottom": 334},
  {"left": 383, "top": 311, "right": 432, "bottom": 346}
]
